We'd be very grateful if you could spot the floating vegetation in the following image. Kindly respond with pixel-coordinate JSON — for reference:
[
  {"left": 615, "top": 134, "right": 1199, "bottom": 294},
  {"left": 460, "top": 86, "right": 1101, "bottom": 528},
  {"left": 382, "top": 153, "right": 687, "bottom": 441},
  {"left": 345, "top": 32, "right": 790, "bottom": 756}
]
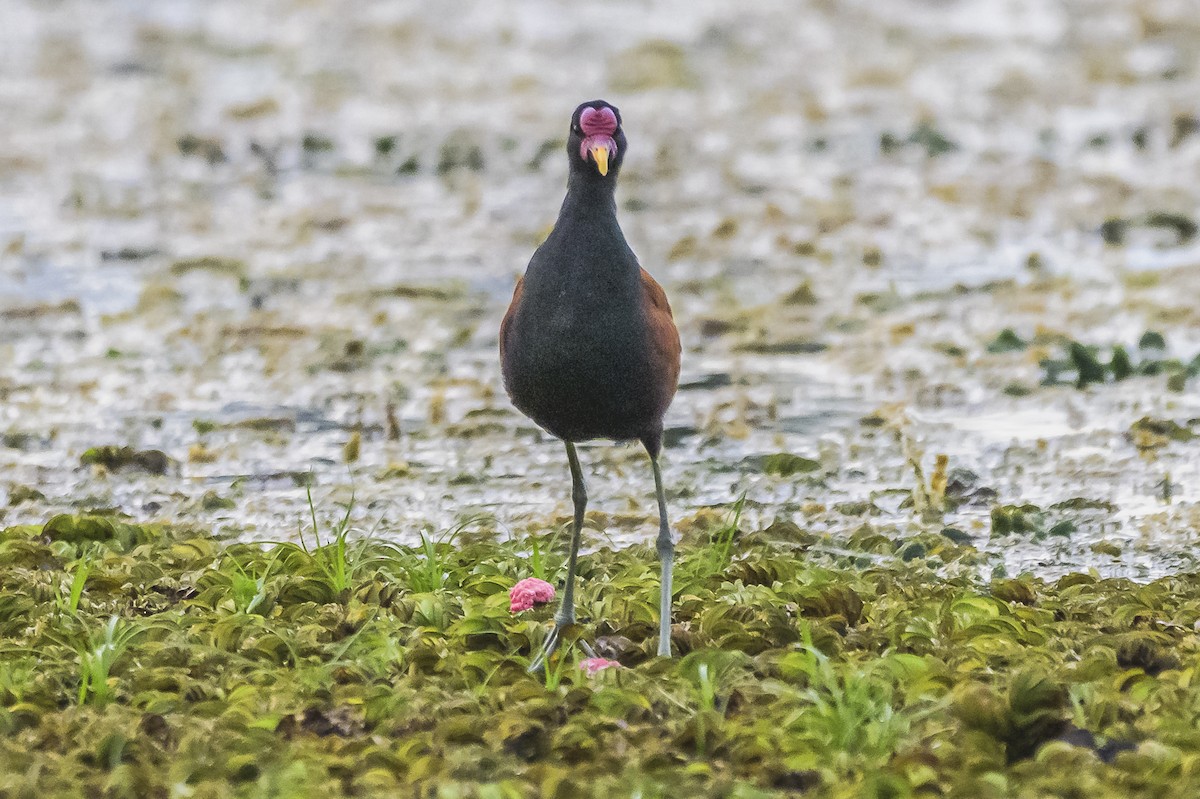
[
  {"left": 758, "top": 453, "right": 822, "bottom": 477},
  {"left": 176, "top": 133, "right": 227, "bottom": 164},
  {"left": 880, "top": 121, "right": 960, "bottom": 157},
  {"left": 1128, "top": 417, "right": 1197, "bottom": 452},
  {"left": 990, "top": 503, "right": 1044, "bottom": 537},
  {"left": 989, "top": 498, "right": 1123, "bottom": 544},
  {"left": 373, "top": 134, "right": 399, "bottom": 157},
  {"left": 1028, "top": 332, "right": 1200, "bottom": 389},
  {"left": 986, "top": 328, "right": 1027, "bottom": 353},
  {"left": 0, "top": 514, "right": 1197, "bottom": 796},
  {"left": 168, "top": 255, "right": 246, "bottom": 277},
  {"left": 1100, "top": 212, "right": 1197, "bottom": 246},
  {"left": 301, "top": 133, "right": 336, "bottom": 154},
  {"left": 437, "top": 130, "right": 486, "bottom": 174},
  {"left": 78, "top": 446, "right": 172, "bottom": 475}
]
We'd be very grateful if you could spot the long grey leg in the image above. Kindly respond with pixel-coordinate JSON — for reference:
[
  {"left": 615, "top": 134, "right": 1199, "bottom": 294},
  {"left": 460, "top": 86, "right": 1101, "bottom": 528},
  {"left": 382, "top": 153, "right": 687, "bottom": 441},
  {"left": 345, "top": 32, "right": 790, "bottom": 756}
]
[
  {"left": 528, "top": 441, "right": 588, "bottom": 673},
  {"left": 651, "top": 454, "right": 674, "bottom": 657},
  {"left": 558, "top": 441, "right": 587, "bottom": 627}
]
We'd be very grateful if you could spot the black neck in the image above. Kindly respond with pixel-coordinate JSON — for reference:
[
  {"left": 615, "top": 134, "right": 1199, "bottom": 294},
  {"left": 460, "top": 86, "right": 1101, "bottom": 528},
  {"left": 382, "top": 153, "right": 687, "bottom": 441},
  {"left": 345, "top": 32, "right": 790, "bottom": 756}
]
[{"left": 559, "top": 169, "right": 618, "bottom": 224}]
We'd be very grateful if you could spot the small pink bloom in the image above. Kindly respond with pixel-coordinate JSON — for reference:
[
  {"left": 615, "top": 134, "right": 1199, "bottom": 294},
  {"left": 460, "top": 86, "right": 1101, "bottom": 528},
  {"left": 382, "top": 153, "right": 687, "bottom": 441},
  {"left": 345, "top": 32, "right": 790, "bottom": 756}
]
[
  {"left": 580, "top": 657, "right": 621, "bottom": 676},
  {"left": 509, "top": 577, "right": 555, "bottom": 613}
]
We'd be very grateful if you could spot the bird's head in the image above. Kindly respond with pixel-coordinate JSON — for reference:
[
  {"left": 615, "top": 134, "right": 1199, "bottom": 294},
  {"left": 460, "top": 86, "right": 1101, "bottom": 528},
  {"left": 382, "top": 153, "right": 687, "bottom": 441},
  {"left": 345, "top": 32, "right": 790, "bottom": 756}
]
[{"left": 567, "top": 100, "right": 625, "bottom": 180}]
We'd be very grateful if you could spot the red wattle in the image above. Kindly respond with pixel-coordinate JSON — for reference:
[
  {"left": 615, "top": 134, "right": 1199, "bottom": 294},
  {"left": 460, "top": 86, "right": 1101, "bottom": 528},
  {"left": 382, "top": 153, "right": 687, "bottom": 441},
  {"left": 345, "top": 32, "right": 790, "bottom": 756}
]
[{"left": 579, "top": 134, "right": 617, "bottom": 162}]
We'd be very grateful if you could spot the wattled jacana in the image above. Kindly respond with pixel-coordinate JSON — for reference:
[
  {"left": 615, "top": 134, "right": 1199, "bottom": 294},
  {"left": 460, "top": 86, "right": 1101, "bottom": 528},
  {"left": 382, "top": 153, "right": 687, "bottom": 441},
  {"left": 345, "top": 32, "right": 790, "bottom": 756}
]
[{"left": 500, "top": 100, "right": 681, "bottom": 669}]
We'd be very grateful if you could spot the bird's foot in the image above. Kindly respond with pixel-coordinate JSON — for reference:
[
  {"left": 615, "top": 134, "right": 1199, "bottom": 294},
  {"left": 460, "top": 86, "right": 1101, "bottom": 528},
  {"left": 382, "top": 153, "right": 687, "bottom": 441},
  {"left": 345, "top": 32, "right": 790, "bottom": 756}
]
[{"left": 526, "top": 620, "right": 596, "bottom": 674}]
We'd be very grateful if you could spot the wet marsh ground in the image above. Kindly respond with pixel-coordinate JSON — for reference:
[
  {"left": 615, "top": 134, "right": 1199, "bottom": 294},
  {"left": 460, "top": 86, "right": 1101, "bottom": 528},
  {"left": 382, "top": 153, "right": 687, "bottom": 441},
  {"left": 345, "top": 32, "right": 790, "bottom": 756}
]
[{"left": 2, "top": 0, "right": 1200, "bottom": 795}]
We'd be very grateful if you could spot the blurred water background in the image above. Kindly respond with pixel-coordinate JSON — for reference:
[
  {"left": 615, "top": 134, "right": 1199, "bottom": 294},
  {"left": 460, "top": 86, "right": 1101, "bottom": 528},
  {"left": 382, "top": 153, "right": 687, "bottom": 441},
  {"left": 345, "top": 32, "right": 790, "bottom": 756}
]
[{"left": 2, "top": 0, "right": 1199, "bottom": 577}]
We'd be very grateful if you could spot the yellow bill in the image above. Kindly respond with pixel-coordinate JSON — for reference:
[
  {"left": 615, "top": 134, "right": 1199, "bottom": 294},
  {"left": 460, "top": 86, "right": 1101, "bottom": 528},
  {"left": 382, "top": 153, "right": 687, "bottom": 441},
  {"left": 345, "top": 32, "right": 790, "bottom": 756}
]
[{"left": 590, "top": 144, "right": 610, "bottom": 176}]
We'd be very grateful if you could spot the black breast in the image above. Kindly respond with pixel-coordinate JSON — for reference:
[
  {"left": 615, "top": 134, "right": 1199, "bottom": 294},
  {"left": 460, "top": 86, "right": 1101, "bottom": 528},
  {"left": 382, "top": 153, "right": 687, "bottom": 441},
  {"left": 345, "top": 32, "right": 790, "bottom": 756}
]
[{"left": 502, "top": 229, "right": 664, "bottom": 444}]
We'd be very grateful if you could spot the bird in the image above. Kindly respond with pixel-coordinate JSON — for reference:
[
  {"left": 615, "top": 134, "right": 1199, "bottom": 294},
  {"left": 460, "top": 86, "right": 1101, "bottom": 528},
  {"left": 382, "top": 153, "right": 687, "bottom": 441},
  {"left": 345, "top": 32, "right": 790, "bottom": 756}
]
[{"left": 500, "top": 100, "right": 681, "bottom": 670}]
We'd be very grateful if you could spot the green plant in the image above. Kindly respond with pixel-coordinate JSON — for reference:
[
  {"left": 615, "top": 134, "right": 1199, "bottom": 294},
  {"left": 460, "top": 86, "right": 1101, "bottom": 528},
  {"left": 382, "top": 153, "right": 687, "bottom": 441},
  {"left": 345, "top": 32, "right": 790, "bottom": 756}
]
[
  {"left": 707, "top": 493, "right": 744, "bottom": 570},
  {"left": 529, "top": 537, "right": 545, "bottom": 581},
  {"left": 677, "top": 494, "right": 745, "bottom": 588},
  {"left": 75, "top": 616, "right": 149, "bottom": 706},
  {"left": 779, "top": 629, "right": 918, "bottom": 771},
  {"left": 675, "top": 649, "right": 750, "bottom": 758},
  {"left": 56, "top": 553, "right": 93, "bottom": 616},
  {"left": 693, "top": 660, "right": 718, "bottom": 756},
  {"left": 392, "top": 529, "right": 454, "bottom": 593},
  {"left": 6, "top": 509, "right": 1200, "bottom": 796},
  {"left": 0, "top": 654, "right": 36, "bottom": 704},
  {"left": 519, "top": 525, "right": 564, "bottom": 584},
  {"left": 297, "top": 483, "right": 358, "bottom": 595},
  {"left": 542, "top": 642, "right": 575, "bottom": 692},
  {"left": 381, "top": 519, "right": 483, "bottom": 593},
  {"left": 226, "top": 551, "right": 274, "bottom": 615}
]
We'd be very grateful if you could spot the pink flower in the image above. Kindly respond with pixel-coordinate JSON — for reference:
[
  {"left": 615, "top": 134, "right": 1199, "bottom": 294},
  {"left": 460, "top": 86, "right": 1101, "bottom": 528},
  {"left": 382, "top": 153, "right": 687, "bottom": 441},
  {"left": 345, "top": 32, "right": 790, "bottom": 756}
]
[
  {"left": 580, "top": 657, "right": 621, "bottom": 676},
  {"left": 509, "top": 577, "right": 555, "bottom": 613}
]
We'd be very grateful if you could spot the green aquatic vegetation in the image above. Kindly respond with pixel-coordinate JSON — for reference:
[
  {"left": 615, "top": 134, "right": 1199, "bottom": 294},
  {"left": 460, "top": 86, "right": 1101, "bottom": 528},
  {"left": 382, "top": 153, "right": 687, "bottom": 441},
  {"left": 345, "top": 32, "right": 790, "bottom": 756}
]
[
  {"left": 380, "top": 527, "right": 461, "bottom": 594},
  {"left": 299, "top": 485, "right": 355, "bottom": 589},
  {"left": 758, "top": 453, "right": 821, "bottom": 478},
  {"left": 540, "top": 641, "right": 584, "bottom": 692},
  {"left": 55, "top": 552, "right": 92, "bottom": 616},
  {"left": 528, "top": 536, "right": 547, "bottom": 581},
  {"left": 176, "top": 134, "right": 226, "bottom": 164},
  {"left": 1100, "top": 212, "right": 1197, "bottom": 246},
  {"left": 6, "top": 484, "right": 46, "bottom": 505},
  {"left": 4, "top": 515, "right": 1200, "bottom": 796},
  {"left": 953, "top": 669, "right": 1071, "bottom": 762},
  {"left": 676, "top": 493, "right": 746, "bottom": 591},
  {"left": 986, "top": 328, "right": 1027, "bottom": 353},
  {"left": 1033, "top": 331, "right": 1200, "bottom": 389},
  {"left": 1069, "top": 342, "right": 1107, "bottom": 387},
  {"left": 1129, "top": 416, "right": 1196, "bottom": 451},
  {"left": 782, "top": 648, "right": 919, "bottom": 773},
  {"left": 41, "top": 513, "right": 163, "bottom": 548},
  {"left": 79, "top": 445, "right": 172, "bottom": 474},
  {"left": 1139, "top": 331, "right": 1167, "bottom": 351},
  {"left": 990, "top": 503, "right": 1044, "bottom": 537},
  {"left": 880, "top": 121, "right": 959, "bottom": 157},
  {"left": 988, "top": 500, "right": 1121, "bottom": 548},
  {"left": 72, "top": 616, "right": 156, "bottom": 706},
  {"left": 224, "top": 551, "right": 275, "bottom": 615}
]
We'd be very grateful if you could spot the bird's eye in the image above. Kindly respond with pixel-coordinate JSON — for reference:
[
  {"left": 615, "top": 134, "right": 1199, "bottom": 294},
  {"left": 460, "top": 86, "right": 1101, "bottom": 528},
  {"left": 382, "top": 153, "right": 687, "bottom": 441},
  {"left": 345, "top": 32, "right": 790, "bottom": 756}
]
[{"left": 571, "top": 123, "right": 583, "bottom": 135}]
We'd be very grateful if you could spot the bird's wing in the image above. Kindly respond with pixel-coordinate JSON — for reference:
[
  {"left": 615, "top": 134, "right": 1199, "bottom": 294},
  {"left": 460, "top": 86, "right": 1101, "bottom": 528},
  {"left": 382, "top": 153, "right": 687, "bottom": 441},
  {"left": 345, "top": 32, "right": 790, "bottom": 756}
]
[
  {"left": 498, "top": 275, "right": 524, "bottom": 363},
  {"left": 641, "top": 268, "right": 681, "bottom": 389}
]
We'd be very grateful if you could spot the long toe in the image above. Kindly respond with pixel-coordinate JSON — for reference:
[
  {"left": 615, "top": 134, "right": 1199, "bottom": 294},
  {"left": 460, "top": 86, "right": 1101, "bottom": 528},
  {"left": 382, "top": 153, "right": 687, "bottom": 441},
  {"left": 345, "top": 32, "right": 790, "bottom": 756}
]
[
  {"left": 527, "top": 625, "right": 561, "bottom": 674},
  {"left": 527, "top": 622, "right": 599, "bottom": 674}
]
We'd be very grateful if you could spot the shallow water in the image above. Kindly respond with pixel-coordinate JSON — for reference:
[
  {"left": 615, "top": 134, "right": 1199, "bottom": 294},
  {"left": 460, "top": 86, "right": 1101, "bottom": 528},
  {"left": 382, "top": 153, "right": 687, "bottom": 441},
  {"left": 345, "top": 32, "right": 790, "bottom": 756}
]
[{"left": 2, "top": 0, "right": 1199, "bottom": 578}]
